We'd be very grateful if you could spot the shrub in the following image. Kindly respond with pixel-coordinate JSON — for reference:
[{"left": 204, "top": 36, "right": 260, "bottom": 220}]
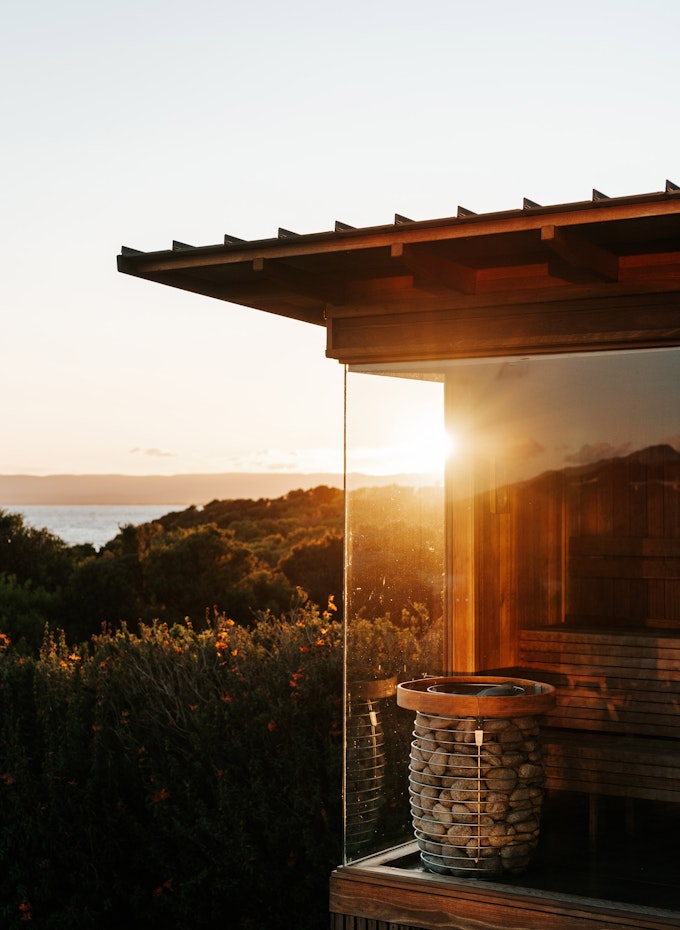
[{"left": 0, "top": 601, "right": 343, "bottom": 930}]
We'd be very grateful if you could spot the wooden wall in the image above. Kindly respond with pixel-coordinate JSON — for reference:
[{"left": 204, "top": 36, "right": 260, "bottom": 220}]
[
  {"left": 450, "top": 444, "right": 680, "bottom": 671},
  {"left": 564, "top": 445, "right": 680, "bottom": 626}
]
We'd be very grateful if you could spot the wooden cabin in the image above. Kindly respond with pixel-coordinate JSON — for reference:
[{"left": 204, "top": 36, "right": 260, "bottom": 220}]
[{"left": 119, "top": 186, "right": 680, "bottom": 929}]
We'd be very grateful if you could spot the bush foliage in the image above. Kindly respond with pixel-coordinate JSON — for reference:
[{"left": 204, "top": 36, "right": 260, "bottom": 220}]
[
  {"left": 0, "top": 488, "right": 344, "bottom": 650},
  {"left": 0, "top": 486, "right": 444, "bottom": 928},
  {"left": 0, "top": 600, "right": 343, "bottom": 930}
]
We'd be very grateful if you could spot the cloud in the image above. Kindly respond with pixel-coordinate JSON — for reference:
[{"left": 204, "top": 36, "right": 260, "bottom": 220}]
[
  {"left": 219, "top": 446, "right": 342, "bottom": 474},
  {"left": 504, "top": 437, "right": 545, "bottom": 460},
  {"left": 129, "top": 447, "right": 177, "bottom": 458},
  {"left": 564, "top": 442, "right": 632, "bottom": 466}
]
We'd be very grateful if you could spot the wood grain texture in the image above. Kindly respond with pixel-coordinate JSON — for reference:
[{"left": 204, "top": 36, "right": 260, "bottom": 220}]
[
  {"left": 518, "top": 627, "right": 680, "bottom": 800},
  {"left": 330, "top": 855, "right": 679, "bottom": 929}
]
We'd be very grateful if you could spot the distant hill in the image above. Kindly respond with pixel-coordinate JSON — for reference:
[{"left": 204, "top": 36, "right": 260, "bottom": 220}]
[
  {"left": 0, "top": 471, "right": 440, "bottom": 505},
  {"left": 0, "top": 473, "right": 342, "bottom": 505}
]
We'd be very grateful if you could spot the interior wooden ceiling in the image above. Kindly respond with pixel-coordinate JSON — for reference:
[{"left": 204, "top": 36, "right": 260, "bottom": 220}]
[{"left": 118, "top": 185, "right": 680, "bottom": 336}]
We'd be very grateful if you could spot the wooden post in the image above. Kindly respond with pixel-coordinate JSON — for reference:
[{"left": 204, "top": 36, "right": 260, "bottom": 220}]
[{"left": 445, "top": 376, "right": 478, "bottom": 673}]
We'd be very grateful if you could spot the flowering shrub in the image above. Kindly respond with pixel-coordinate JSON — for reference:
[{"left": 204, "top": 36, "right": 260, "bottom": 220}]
[{"left": 0, "top": 599, "right": 342, "bottom": 930}]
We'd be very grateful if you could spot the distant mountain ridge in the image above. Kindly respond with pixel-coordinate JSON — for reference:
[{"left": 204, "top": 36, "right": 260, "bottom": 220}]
[
  {"left": 0, "top": 473, "right": 343, "bottom": 505},
  {"left": 0, "top": 471, "right": 439, "bottom": 505}
]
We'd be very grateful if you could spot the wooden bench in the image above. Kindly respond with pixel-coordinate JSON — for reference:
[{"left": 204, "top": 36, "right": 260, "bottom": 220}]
[{"left": 517, "top": 626, "right": 680, "bottom": 842}]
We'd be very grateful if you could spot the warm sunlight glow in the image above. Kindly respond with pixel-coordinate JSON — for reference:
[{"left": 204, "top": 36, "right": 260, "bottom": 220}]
[
  {"left": 386, "top": 424, "right": 457, "bottom": 475},
  {"left": 349, "top": 411, "right": 456, "bottom": 477}
]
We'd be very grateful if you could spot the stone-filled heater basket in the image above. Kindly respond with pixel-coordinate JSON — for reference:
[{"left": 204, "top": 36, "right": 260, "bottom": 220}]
[{"left": 397, "top": 676, "right": 556, "bottom": 879}]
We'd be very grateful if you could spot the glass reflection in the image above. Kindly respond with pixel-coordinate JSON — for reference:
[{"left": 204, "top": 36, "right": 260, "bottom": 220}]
[{"left": 344, "top": 347, "right": 680, "bottom": 863}]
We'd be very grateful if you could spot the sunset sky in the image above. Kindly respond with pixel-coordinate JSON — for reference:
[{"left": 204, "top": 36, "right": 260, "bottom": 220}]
[{"left": 3, "top": 0, "right": 680, "bottom": 478}]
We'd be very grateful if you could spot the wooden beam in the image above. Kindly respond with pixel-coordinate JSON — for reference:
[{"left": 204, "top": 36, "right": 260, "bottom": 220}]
[
  {"left": 326, "top": 290, "right": 680, "bottom": 363},
  {"left": 620, "top": 250, "right": 680, "bottom": 282},
  {"left": 345, "top": 273, "right": 414, "bottom": 302},
  {"left": 391, "top": 242, "right": 477, "bottom": 295},
  {"left": 120, "top": 198, "right": 680, "bottom": 276},
  {"left": 542, "top": 225, "right": 619, "bottom": 282},
  {"left": 251, "top": 256, "right": 342, "bottom": 304}
]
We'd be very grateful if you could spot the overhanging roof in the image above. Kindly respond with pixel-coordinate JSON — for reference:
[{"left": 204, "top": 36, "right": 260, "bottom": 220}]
[{"left": 118, "top": 185, "right": 680, "bottom": 363}]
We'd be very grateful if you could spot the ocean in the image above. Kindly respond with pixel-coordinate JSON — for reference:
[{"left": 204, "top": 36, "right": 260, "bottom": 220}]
[{"left": 6, "top": 504, "right": 184, "bottom": 548}]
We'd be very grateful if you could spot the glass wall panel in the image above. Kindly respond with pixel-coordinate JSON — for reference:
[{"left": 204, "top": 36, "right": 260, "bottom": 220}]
[
  {"left": 344, "top": 348, "right": 680, "bottom": 864},
  {"left": 344, "top": 365, "right": 446, "bottom": 861},
  {"left": 443, "top": 346, "right": 680, "bottom": 672}
]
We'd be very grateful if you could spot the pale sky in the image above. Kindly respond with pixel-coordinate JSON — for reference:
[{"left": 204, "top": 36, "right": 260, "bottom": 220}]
[{"left": 3, "top": 0, "right": 680, "bottom": 477}]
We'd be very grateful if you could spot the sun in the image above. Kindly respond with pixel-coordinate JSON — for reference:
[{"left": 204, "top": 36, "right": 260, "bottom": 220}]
[
  {"left": 349, "top": 411, "right": 457, "bottom": 478},
  {"left": 389, "top": 421, "right": 458, "bottom": 475}
]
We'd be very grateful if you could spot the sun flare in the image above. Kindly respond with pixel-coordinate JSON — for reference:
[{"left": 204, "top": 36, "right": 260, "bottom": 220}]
[
  {"left": 350, "top": 414, "right": 457, "bottom": 477},
  {"left": 389, "top": 423, "right": 458, "bottom": 475}
]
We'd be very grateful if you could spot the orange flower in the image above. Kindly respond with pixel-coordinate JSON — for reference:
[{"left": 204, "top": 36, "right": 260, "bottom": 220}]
[
  {"left": 267, "top": 721, "right": 276, "bottom": 732},
  {"left": 19, "top": 899, "right": 32, "bottom": 921},
  {"left": 153, "top": 878, "right": 172, "bottom": 897},
  {"left": 151, "top": 787, "right": 171, "bottom": 803}
]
